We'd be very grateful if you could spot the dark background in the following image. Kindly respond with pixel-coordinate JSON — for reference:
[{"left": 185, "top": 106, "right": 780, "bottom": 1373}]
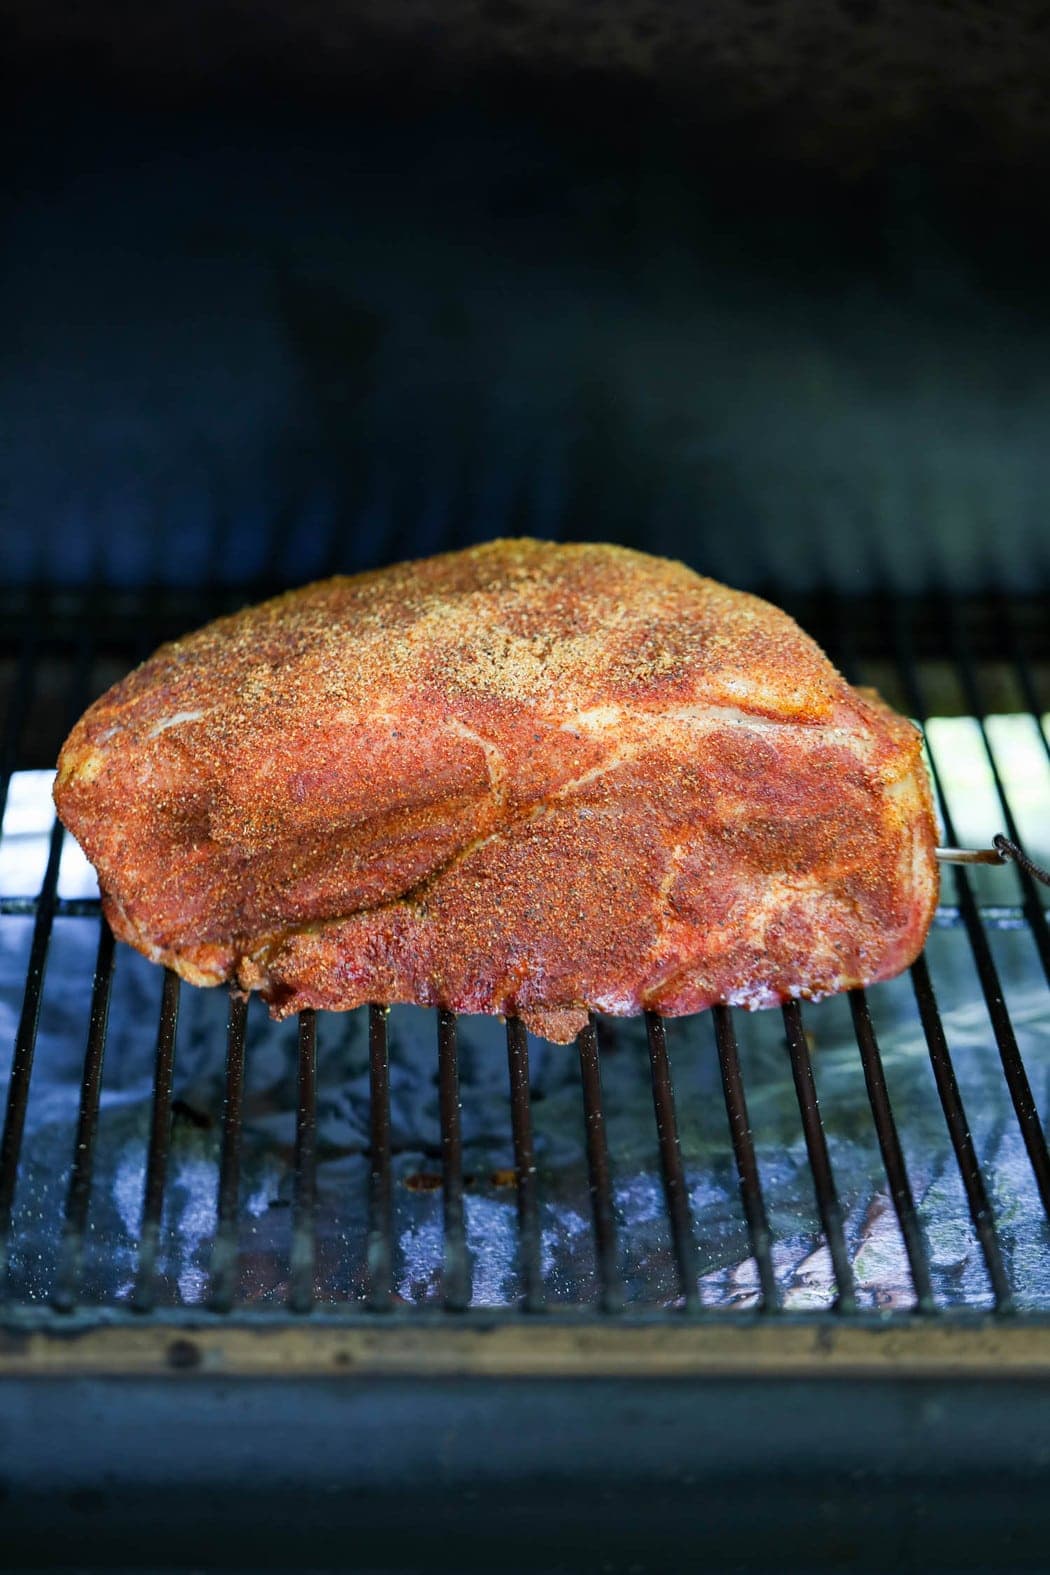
[{"left": 3, "top": 1, "right": 1050, "bottom": 594}]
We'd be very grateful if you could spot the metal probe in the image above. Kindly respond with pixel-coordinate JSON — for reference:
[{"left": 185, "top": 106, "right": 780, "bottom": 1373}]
[{"left": 935, "top": 834, "right": 1050, "bottom": 884}]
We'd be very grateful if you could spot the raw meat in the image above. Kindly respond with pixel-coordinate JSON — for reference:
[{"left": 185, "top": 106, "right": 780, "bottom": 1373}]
[{"left": 54, "top": 540, "right": 939, "bottom": 1041}]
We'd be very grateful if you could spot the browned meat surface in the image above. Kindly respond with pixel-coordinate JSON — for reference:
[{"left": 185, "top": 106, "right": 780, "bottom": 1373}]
[{"left": 54, "top": 540, "right": 939, "bottom": 1042}]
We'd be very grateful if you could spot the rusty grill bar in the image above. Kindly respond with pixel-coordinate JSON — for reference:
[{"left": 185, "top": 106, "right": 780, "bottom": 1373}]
[
  {"left": 712, "top": 1004, "right": 779, "bottom": 1312},
  {"left": 909, "top": 952, "right": 1014, "bottom": 1312},
  {"left": 782, "top": 999, "right": 859, "bottom": 1313},
  {"left": 437, "top": 1007, "right": 471, "bottom": 1311},
  {"left": 892, "top": 606, "right": 1050, "bottom": 1222},
  {"left": 505, "top": 1016, "right": 544, "bottom": 1312},
  {"left": 51, "top": 920, "right": 115, "bottom": 1313},
  {"left": 366, "top": 1004, "right": 394, "bottom": 1311},
  {"left": 208, "top": 991, "right": 247, "bottom": 1314},
  {"left": 289, "top": 1009, "right": 318, "bottom": 1314},
  {"left": 645, "top": 1011, "right": 701, "bottom": 1312},
  {"left": 131, "top": 968, "right": 181, "bottom": 1314},
  {"left": 0, "top": 592, "right": 1048, "bottom": 1335},
  {"left": 848, "top": 988, "right": 936, "bottom": 1314}
]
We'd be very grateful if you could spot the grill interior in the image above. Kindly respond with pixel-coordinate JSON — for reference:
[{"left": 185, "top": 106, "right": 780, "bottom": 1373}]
[
  {"left": 2, "top": 587, "right": 1048, "bottom": 1344},
  {"left": 5, "top": 24, "right": 1050, "bottom": 1570}
]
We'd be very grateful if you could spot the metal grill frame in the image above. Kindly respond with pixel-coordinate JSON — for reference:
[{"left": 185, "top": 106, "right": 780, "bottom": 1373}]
[{"left": 2, "top": 587, "right": 1050, "bottom": 1381}]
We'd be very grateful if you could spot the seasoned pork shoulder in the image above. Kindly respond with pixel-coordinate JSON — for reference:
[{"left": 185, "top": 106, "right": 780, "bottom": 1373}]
[{"left": 54, "top": 540, "right": 938, "bottom": 1041}]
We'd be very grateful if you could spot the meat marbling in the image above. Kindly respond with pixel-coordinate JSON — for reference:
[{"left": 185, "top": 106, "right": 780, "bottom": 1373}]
[{"left": 54, "top": 540, "right": 939, "bottom": 1042}]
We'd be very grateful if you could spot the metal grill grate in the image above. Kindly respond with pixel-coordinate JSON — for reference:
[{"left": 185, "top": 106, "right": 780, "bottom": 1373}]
[{"left": 1, "top": 588, "right": 1048, "bottom": 1370}]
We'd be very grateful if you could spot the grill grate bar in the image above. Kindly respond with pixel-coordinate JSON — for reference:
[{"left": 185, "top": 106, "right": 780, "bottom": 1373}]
[
  {"left": 577, "top": 1018, "right": 624, "bottom": 1312},
  {"left": 1007, "top": 630, "right": 1050, "bottom": 775},
  {"left": 0, "top": 633, "right": 93, "bottom": 1290},
  {"left": 782, "top": 1002, "right": 857, "bottom": 1313},
  {"left": 644, "top": 1013, "right": 700, "bottom": 1311},
  {"left": 366, "top": 1005, "right": 394, "bottom": 1311},
  {"left": 0, "top": 629, "right": 38, "bottom": 838},
  {"left": 506, "top": 1019, "right": 544, "bottom": 1312},
  {"left": 910, "top": 954, "right": 1014, "bottom": 1311},
  {"left": 894, "top": 606, "right": 1050, "bottom": 1218},
  {"left": 0, "top": 897, "right": 104, "bottom": 918},
  {"left": 208, "top": 992, "right": 248, "bottom": 1314},
  {"left": 848, "top": 988, "right": 936, "bottom": 1312},
  {"left": 0, "top": 818, "right": 66, "bottom": 1289},
  {"left": 51, "top": 920, "right": 117, "bottom": 1312},
  {"left": 712, "top": 1006, "right": 779, "bottom": 1311},
  {"left": 131, "top": 969, "right": 181, "bottom": 1313},
  {"left": 950, "top": 604, "right": 1050, "bottom": 985},
  {"left": 945, "top": 869, "right": 1050, "bottom": 1217},
  {"left": 288, "top": 1010, "right": 318, "bottom": 1314},
  {"left": 437, "top": 1008, "right": 471, "bottom": 1311}
]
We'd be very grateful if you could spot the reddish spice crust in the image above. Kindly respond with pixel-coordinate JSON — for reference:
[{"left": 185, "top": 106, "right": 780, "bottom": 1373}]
[{"left": 54, "top": 540, "right": 939, "bottom": 1041}]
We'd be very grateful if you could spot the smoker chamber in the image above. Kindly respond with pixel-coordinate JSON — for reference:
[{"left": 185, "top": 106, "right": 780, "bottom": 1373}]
[
  {"left": 1, "top": 584, "right": 1049, "bottom": 1571},
  {"left": 5, "top": 19, "right": 1050, "bottom": 1560}
]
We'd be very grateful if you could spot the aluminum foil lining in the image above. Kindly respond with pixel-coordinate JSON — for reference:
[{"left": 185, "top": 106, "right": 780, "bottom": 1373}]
[{"left": 1, "top": 766, "right": 1048, "bottom": 1312}]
